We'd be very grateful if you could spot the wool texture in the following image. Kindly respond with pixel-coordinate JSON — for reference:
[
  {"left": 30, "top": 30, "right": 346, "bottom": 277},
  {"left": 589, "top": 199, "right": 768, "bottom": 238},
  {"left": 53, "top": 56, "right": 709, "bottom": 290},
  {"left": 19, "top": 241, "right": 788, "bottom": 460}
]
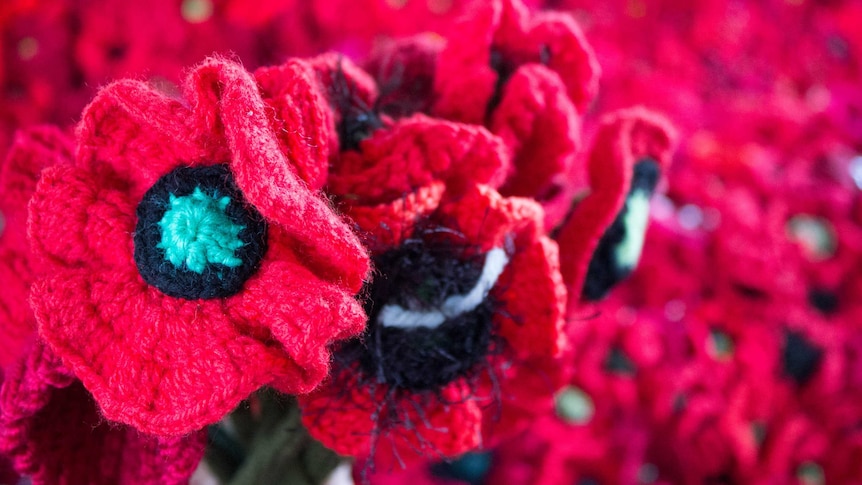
[
  {"left": 0, "top": 125, "right": 71, "bottom": 370},
  {"left": 26, "top": 57, "right": 370, "bottom": 436},
  {"left": 0, "top": 341, "right": 206, "bottom": 485},
  {"left": 555, "top": 107, "right": 676, "bottom": 307},
  {"left": 429, "top": 0, "right": 600, "bottom": 227},
  {"left": 292, "top": 100, "right": 569, "bottom": 465}
]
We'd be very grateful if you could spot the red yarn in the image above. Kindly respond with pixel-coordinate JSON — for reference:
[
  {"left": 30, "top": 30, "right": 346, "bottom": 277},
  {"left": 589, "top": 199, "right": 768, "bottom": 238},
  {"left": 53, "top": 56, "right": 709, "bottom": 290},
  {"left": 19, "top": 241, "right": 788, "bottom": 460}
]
[
  {"left": 27, "top": 58, "right": 370, "bottom": 436},
  {"left": 296, "top": 108, "right": 569, "bottom": 466},
  {"left": 430, "top": 0, "right": 599, "bottom": 226},
  {"left": 556, "top": 107, "right": 676, "bottom": 307},
  {"left": 0, "top": 341, "right": 206, "bottom": 485},
  {"left": 0, "top": 125, "right": 71, "bottom": 370}
]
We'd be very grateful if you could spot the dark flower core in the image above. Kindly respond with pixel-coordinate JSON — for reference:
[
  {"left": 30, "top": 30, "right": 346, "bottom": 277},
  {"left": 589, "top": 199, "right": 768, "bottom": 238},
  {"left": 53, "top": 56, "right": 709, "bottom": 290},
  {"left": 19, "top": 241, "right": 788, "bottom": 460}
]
[
  {"left": 134, "top": 164, "right": 268, "bottom": 300},
  {"left": 353, "top": 241, "right": 507, "bottom": 392}
]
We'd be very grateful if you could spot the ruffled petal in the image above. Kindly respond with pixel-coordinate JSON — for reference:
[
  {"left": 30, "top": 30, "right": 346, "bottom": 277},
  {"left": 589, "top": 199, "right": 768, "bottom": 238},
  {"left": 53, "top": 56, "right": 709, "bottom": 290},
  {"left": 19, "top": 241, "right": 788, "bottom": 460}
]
[
  {"left": 76, "top": 79, "right": 204, "bottom": 198},
  {"left": 435, "top": 184, "right": 544, "bottom": 252},
  {"left": 0, "top": 342, "right": 206, "bottom": 485},
  {"left": 492, "top": 64, "right": 580, "bottom": 198},
  {"left": 0, "top": 126, "right": 72, "bottom": 368},
  {"left": 226, "top": 225, "right": 368, "bottom": 394},
  {"left": 28, "top": 163, "right": 136, "bottom": 272},
  {"left": 188, "top": 59, "right": 370, "bottom": 291},
  {"left": 493, "top": 236, "right": 566, "bottom": 358},
  {"left": 555, "top": 108, "right": 675, "bottom": 303},
  {"left": 345, "top": 181, "right": 445, "bottom": 252},
  {"left": 255, "top": 59, "right": 334, "bottom": 190},
  {"left": 329, "top": 115, "right": 508, "bottom": 204},
  {"left": 31, "top": 265, "right": 303, "bottom": 435}
]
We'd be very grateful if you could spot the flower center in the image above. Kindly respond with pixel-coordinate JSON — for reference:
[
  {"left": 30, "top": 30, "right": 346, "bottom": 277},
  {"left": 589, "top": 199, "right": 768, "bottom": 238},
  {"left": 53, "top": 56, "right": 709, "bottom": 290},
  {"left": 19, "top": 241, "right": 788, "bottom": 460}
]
[
  {"left": 157, "top": 187, "right": 245, "bottom": 274},
  {"left": 354, "top": 242, "right": 509, "bottom": 391},
  {"left": 134, "top": 164, "right": 267, "bottom": 300}
]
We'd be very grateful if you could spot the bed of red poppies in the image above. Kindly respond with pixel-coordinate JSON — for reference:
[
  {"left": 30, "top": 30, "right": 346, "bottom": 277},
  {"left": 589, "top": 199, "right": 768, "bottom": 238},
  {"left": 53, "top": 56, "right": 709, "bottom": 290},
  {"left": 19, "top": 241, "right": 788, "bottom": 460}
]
[{"left": 1, "top": 1, "right": 860, "bottom": 484}]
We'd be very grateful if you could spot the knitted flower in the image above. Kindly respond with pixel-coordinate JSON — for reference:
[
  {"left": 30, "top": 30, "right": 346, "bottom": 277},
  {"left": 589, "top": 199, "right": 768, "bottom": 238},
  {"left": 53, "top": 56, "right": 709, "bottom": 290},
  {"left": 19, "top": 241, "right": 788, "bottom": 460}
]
[
  {"left": 555, "top": 108, "right": 676, "bottom": 303},
  {"left": 432, "top": 0, "right": 599, "bottom": 214},
  {"left": 280, "top": 64, "right": 568, "bottom": 462},
  {"left": 26, "top": 58, "right": 370, "bottom": 436}
]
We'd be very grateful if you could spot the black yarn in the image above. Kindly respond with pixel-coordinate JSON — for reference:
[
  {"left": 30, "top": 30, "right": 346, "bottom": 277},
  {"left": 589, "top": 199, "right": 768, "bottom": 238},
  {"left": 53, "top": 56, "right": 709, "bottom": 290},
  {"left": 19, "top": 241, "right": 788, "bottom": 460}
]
[
  {"left": 329, "top": 58, "right": 384, "bottom": 152},
  {"left": 782, "top": 330, "right": 823, "bottom": 386},
  {"left": 808, "top": 287, "right": 839, "bottom": 315},
  {"left": 603, "top": 346, "right": 637, "bottom": 375},
  {"left": 134, "top": 164, "right": 268, "bottom": 300},
  {"left": 582, "top": 159, "right": 660, "bottom": 301},
  {"left": 429, "top": 451, "right": 493, "bottom": 485},
  {"left": 485, "top": 47, "right": 520, "bottom": 121},
  {"left": 347, "top": 242, "right": 497, "bottom": 392}
]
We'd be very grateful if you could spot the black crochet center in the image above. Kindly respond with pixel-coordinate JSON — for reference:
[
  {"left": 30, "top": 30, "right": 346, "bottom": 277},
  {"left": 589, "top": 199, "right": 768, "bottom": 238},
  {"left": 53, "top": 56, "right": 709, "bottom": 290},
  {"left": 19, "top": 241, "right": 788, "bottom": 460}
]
[
  {"left": 582, "top": 158, "right": 660, "bottom": 301},
  {"left": 782, "top": 330, "right": 823, "bottom": 386},
  {"left": 134, "top": 164, "right": 268, "bottom": 300},
  {"left": 356, "top": 242, "right": 496, "bottom": 392}
]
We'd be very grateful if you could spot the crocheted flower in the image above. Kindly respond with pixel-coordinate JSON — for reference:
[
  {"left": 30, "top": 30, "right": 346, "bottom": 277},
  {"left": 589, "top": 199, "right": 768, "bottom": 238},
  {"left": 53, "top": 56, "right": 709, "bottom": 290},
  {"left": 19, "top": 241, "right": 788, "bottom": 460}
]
[
  {"left": 295, "top": 105, "right": 568, "bottom": 464},
  {"left": 555, "top": 108, "right": 676, "bottom": 303},
  {"left": 0, "top": 342, "right": 207, "bottom": 485},
  {"left": 0, "top": 125, "right": 71, "bottom": 370},
  {"left": 27, "top": 58, "right": 370, "bottom": 436},
  {"left": 432, "top": 0, "right": 599, "bottom": 211}
]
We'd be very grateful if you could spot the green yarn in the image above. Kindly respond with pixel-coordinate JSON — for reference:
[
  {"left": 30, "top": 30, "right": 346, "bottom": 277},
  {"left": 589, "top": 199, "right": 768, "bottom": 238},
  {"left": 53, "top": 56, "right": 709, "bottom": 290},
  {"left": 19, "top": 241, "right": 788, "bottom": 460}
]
[{"left": 157, "top": 187, "right": 246, "bottom": 274}]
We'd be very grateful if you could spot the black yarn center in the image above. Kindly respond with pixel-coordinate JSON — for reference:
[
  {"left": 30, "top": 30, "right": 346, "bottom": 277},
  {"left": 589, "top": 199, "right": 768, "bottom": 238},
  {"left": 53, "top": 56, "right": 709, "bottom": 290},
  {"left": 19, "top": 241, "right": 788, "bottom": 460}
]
[
  {"left": 582, "top": 158, "right": 660, "bottom": 301},
  {"left": 354, "top": 242, "right": 496, "bottom": 392},
  {"left": 134, "top": 164, "right": 268, "bottom": 300},
  {"left": 782, "top": 330, "right": 823, "bottom": 386}
]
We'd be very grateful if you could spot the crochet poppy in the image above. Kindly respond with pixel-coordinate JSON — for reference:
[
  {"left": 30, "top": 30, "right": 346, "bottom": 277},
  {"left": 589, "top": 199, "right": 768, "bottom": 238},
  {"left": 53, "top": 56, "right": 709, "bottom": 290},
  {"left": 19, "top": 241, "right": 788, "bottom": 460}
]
[
  {"left": 0, "top": 342, "right": 207, "bottom": 485},
  {"left": 555, "top": 108, "right": 676, "bottom": 304},
  {"left": 26, "top": 57, "right": 370, "bottom": 436},
  {"left": 0, "top": 125, "right": 71, "bottom": 371},
  {"left": 292, "top": 88, "right": 568, "bottom": 465},
  {"left": 432, "top": 0, "right": 599, "bottom": 215}
]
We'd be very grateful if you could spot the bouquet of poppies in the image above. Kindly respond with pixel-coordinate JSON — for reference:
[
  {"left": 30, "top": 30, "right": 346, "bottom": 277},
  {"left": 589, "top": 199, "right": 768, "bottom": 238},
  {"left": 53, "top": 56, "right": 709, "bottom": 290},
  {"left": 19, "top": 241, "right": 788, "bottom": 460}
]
[{"left": 2, "top": 0, "right": 860, "bottom": 484}]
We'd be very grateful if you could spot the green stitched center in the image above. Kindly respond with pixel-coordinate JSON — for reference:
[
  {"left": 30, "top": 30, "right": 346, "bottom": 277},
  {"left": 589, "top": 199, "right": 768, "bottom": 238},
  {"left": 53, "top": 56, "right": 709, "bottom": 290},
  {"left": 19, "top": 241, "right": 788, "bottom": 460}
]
[{"left": 157, "top": 187, "right": 245, "bottom": 273}]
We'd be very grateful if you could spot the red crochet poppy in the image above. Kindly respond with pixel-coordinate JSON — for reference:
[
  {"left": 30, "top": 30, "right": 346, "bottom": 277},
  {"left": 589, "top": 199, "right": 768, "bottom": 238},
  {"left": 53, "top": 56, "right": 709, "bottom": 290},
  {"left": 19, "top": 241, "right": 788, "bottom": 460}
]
[
  {"left": 26, "top": 58, "right": 370, "bottom": 436},
  {"left": 291, "top": 95, "right": 567, "bottom": 465},
  {"left": 0, "top": 341, "right": 207, "bottom": 485},
  {"left": 431, "top": 0, "right": 599, "bottom": 214},
  {"left": 0, "top": 125, "right": 71, "bottom": 370},
  {"left": 555, "top": 108, "right": 676, "bottom": 305}
]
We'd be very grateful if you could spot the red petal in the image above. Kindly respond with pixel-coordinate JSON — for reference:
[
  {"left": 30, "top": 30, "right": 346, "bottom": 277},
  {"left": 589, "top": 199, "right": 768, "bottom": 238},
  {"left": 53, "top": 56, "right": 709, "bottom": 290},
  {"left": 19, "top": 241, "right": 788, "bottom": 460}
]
[
  {"left": 28, "top": 163, "right": 136, "bottom": 272},
  {"left": 436, "top": 185, "right": 544, "bottom": 252},
  {"left": 345, "top": 181, "right": 445, "bottom": 252},
  {"left": 255, "top": 60, "right": 334, "bottom": 190},
  {"left": 300, "top": 378, "right": 482, "bottom": 465},
  {"left": 31, "top": 267, "right": 301, "bottom": 436},
  {"left": 492, "top": 64, "right": 580, "bottom": 198},
  {"left": 0, "top": 342, "right": 206, "bottom": 485},
  {"left": 227, "top": 226, "right": 368, "bottom": 394},
  {"left": 556, "top": 108, "right": 676, "bottom": 303},
  {"left": 493, "top": 236, "right": 566, "bottom": 358},
  {"left": 187, "top": 60, "right": 370, "bottom": 291},
  {"left": 329, "top": 115, "right": 507, "bottom": 204},
  {"left": 76, "top": 79, "right": 202, "bottom": 198}
]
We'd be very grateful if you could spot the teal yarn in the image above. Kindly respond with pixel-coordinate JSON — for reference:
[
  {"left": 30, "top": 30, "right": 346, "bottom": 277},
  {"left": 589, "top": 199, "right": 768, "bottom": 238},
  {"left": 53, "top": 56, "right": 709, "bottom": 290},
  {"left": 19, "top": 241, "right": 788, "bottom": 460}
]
[{"left": 157, "top": 187, "right": 246, "bottom": 274}]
